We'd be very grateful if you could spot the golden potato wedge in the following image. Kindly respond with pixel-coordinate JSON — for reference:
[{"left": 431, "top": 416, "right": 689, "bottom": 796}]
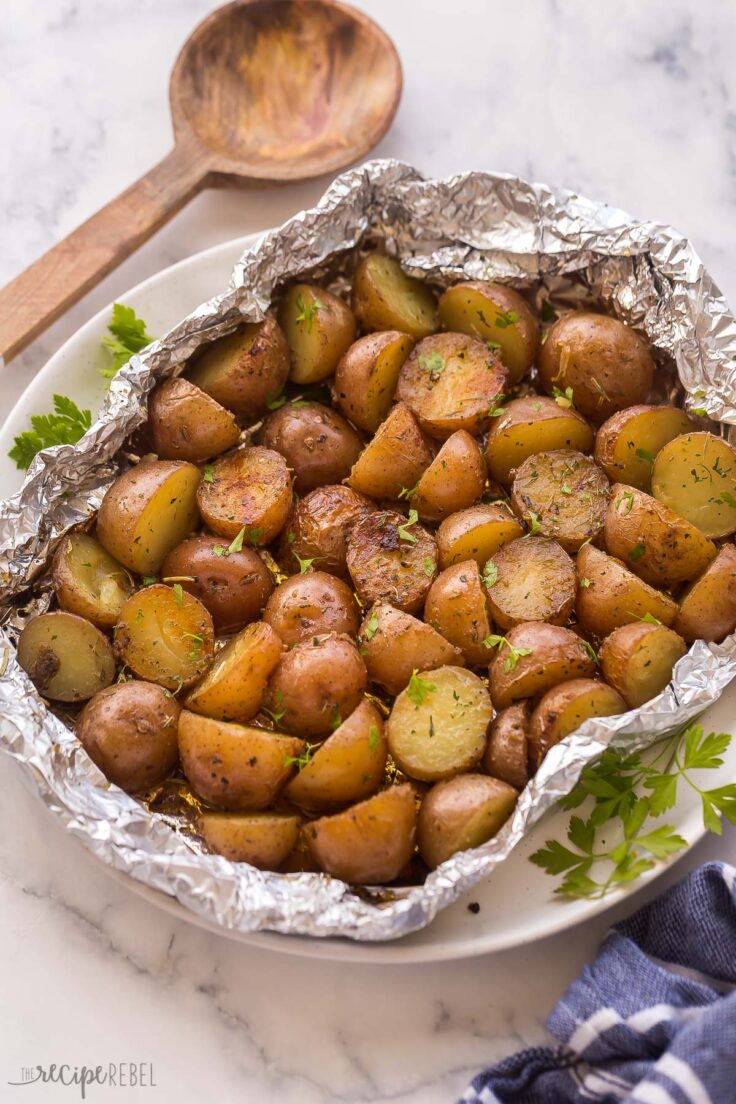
[
  {"left": 599, "top": 622, "right": 686, "bottom": 708},
  {"left": 333, "top": 331, "right": 414, "bottom": 432},
  {"left": 487, "top": 622, "right": 596, "bottom": 709},
  {"left": 411, "top": 430, "right": 486, "bottom": 522},
  {"left": 306, "top": 783, "right": 418, "bottom": 884},
  {"left": 510, "top": 449, "right": 610, "bottom": 552},
  {"left": 52, "top": 530, "right": 133, "bottom": 628},
  {"left": 263, "top": 571, "right": 360, "bottom": 647},
  {"left": 278, "top": 284, "right": 356, "bottom": 384},
  {"left": 359, "top": 602, "right": 464, "bottom": 695},
  {"left": 604, "top": 483, "right": 716, "bottom": 587},
  {"left": 351, "top": 254, "right": 437, "bottom": 339},
  {"left": 387, "top": 666, "right": 492, "bottom": 782},
  {"left": 485, "top": 395, "right": 595, "bottom": 485},
  {"left": 264, "top": 633, "right": 367, "bottom": 738},
  {"left": 114, "top": 584, "right": 215, "bottom": 691},
  {"left": 437, "top": 281, "right": 539, "bottom": 385},
  {"left": 651, "top": 431, "right": 736, "bottom": 538},
  {"left": 148, "top": 377, "right": 240, "bottom": 462},
  {"left": 178, "top": 710, "right": 303, "bottom": 810},
  {"left": 198, "top": 812, "right": 301, "bottom": 870},
  {"left": 424, "top": 561, "right": 494, "bottom": 666},
  {"left": 96, "top": 460, "right": 201, "bottom": 575},
  {"left": 528, "top": 678, "right": 627, "bottom": 769},
  {"left": 347, "top": 401, "right": 434, "bottom": 500},
  {"left": 184, "top": 620, "right": 283, "bottom": 722},
  {"left": 257, "top": 400, "right": 361, "bottom": 494},
  {"left": 575, "top": 542, "right": 678, "bottom": 637},
  {"left": 484, "top": 536, "right": 576, "bottom": 630},
  {"left": 436, "top": 503, "right": 524, "bottom": 570},
  {"left": 484, "top": 703, "right": 530, "bottom": 790},
  {"left": 160, "top": 535, "right": 273, "bottom": 633},
  {"left": 346, "top": 509, "right": 438, "bottom": 614},
  {"left": 285, "top": 698, "right": 387, "bottom": 811},
  {"left": 186, "top": 316, "right": 290, "bottom": 419},
  {"left": 396, "top": 332, "right": 508, "bottom": 439},
  {"left": 417, "top": 774, "right": 518, "bottom": 869},
  {"left": 18, "top": 611, "right": 116, "bottom": 703},
  {"left": 595, "top": 405, "right": 694, "bottom": 490},
  {"left": 674, "top": 544, "right": 736, "bottom": 642},
  {"left": 197, "top": 445, "right": 292, "bottom": 544},
  {"left": 277, "top": 485, "right": 376, "bottom": 580}
]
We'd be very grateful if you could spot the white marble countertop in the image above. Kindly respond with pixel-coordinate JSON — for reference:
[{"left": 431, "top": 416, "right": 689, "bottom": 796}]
[{"left": 3, "top": 1, "right": 736, "bottom": 1101}]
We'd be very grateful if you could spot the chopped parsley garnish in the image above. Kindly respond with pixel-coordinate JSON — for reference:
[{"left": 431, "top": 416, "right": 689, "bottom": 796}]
[{"left": 406, "top": 669, "right": 436, "bottom": 706}]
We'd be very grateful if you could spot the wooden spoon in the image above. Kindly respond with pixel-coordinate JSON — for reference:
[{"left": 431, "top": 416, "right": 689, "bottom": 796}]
[{"left": 0, "top": 0, "right": 402, "bottom": 364}]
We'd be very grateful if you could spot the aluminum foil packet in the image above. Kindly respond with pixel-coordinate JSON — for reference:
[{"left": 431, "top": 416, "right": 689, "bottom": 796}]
[{"left": 1, "top": 159, "right": 736, "bottom": 943}]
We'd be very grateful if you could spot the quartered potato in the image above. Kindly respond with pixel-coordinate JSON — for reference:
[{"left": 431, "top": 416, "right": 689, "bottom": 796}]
[
  {"left": 485, "top": 536, "right": 576, "bottom": 630},
  {"left": 347, "top": 401, "right": 433, "bottom": 500},
  {"left": 114, "top": 584, "right": 215, "bottom": 691},
  {"left": 148, "top": 377, "right": 240, "bottom": 462},
  {"left": 396, "top": 332, "right": 508, "bottom": 439},
  {"left": 257, "top": 400, "right": 362, "bottom": 494},
  {"left": 96, "top": 460, "right": 201, "bottom": 575},
  {"left": 651, "top": 432, "right": 736, "bottom": 538},
  {"left": 277, "top": 484, "right": 376, "bottom": 579},
  {"left": 595, "top": 405, "right": 694, "bottom": 489},
  {"left": 333, "top": 330, "right": 414, "bottom": 432},
  {"left": 510, "top": 449, "right": 610, "bottom": 552},
  {"left": 264, "top": 633, "right": 367, "bottom": 738},
  {"left": 184, "top": 620, "right": 283, "bottom": 722},
  {"left": 351, "top": 253, "right": 438, "bottom": 339},
  {"left": 346, "top": 509, "right": 438, "bottom": 613},
  {"left": 18, "top": 611, "right": 116, "bottom": 703},
  {"left": 600, "top": 622, "right": 687, "bottom": 708},
  {"left": 487, "top": 622, "right": 596, "bottom": 710},
  {"left": 485, "top": 395, "right": 595, "bottom": 485},
  {"left": 575, "top": 542, "right": 678, "bottom": 637},
  {"left": 528, "top": 678, "right": 627, "bottom": 770},
  {"left": 52, "top": 531, "right": 133, "bottom": 628},
  {"left": 359, "top": 602, "right": 464, "bottom": 695},
  {"left": 278, "top": 284, "right": 356, "bottom": 384},
  {"left": 484, "top": 703, "right": 530, "bottom": 790},
  {"left": 186, "top": 316, "right": 290, "bottom": 419},
  {"left": 424, "top": 561, "right": 494, "bottom": 666},
  {"left": 198, "top": 812, "right": 301, "bottom": 870},
  {"left": 417, "top": 774, "right": 518, "bottom": 870},
  {"left": 674, "top": 544, "right": 736, "bottom": 643},
  {"left": 197, "top": 445, "right": 292, "bottom": 544},
  {"left": 411, "top": 430, "right": 486, "bottom": 522},
  {"left": 437, "top": 281, "right": 539, "bottom": 384},
  {"left": 160, "top": 535, "right": 273, "bottom": 632},
  {"left": 263, "top": 571, "right": 360, "bottom": 647},
  {"left": 387, "top": 666, "right": 492, "bottom": 782},
  {"left": 436, "top": 503, "right": 524, "bottom": 570}
]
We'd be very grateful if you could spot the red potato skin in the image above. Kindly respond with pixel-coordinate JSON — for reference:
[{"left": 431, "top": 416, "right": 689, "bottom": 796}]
[
  {"left": 160, "top": 536, "right": 273, "bottom": 632},
  {"left": 257, "top": 401, "right": 362, "bottom": 494}
]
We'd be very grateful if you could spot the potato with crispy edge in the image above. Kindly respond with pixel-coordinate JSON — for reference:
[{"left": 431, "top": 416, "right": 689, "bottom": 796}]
[
  {"left": 277, "top": 485, "right": 376, "bottom": 580},
  {"left": 538, "top": 312, "right": 655, "bottom": 424},
  {"left": 114, "top": 584, "right": 215, "bottom": 691},
  {"left": 286, "top": 698, "right": 387, "bottom": 811},
  {"left": 347, "top": 402, "right": 433, "bottom": 501},
  {"left": 76, "top": 681, "right": 180, "bottom": 792},
  {"left": 306, "top": 784, "right": 418, "bottom": 884},
  {"left": 333, "top": 331, "right": 414, "bottom": 432},
  {"left": 184, "top": 620, "right": 283, "bottom": 722},
  {"left": 600, "top": 622, "right": 686, "bottom": 708},
  {"left": 387, "top": 666, "right": 492, "bottom": 782},
  {"left": 52, "top": 531, "right": 133, "bottom": 629},
  {"left": 410, "top": 430, "right": 486, "bottom": 522},
  {"left": 511, "top": 449, "right": 610, "bottom": 552},
  {"left": 197, "top": 445, "right": 292, "bottom": 545},
  {"left": 484, "top": 703, "right": 530, "bottom": 790},
  {"left": 528, "top": 678, "right": 627, "bottom": 769},
  {"left": 351, "top": 254, "right": 437, "bottom": 339},
  {"left": 96, "top": 460, "right": 201, "bottom": 575},
  {"left": 186, "top": 316, "right": 290, "bottom": 419},
  {"left": 278, "top": 284, "right": 356, "bottom": 384},
  {"left": 418, "top": 774, "right": 518, "bottom": 869},
  {"left": 148, "top": 377, "right": 240, "bottom": 462},
  {"left": 18, "top": 611, "right": 116, "bottom": 703},
  {"left": 437, "top": 281, "right": 539, "bottom": 385},
  {"left": 651, "top": 432, "right": 736, "bottom": 538},
  {"left": 178, "top": 710, "right": 303, "bottom": 810},
  {"left": 575, "top": 542, "right": 678, "bottom": 637},
  {"left": 263, "top": 571, "right": 360, "bottom": 647},
  {"left": 488, "top": 622, "right": 596, "bottom": 709},
  {"left": 486, "top": 396, "right": 595, "bottom": 485},
  {"left": 595, "top": 405, "right": 694, "bottom": 490},
  {"left": 359, "top": 602, "right": 464, "bottom": 695},
  {"left": 674, "top": 544, "right": 736, "bottom": 642},
  {"left": 257, "top": 400, "right": 362, "bottom": 494},
  {"left": 604, "top": 483, "right": 716, "bottom": 587},
  {"left": 264, "top": 633, "right": 367, "bottom": 738},
  {"left": 160, "top": 536, "right": 273, "bottom": 633},
  {"left": 485, "top": 537, "right": 576, "bottom": 630},
  {"left": 425, "top": 561, "right": 494, "bottom": 666},
  {"left": 436, "top": 503, "right": 524, "bottom": 570},
  {"left": 396, "top": 332, "right": 508, "bottom": 439},
  {"left": 198, "top": 812, "right": 301, "bottom": 870},
  {"left": 346, "top": 509, "right": 438, "bottom": 614}
]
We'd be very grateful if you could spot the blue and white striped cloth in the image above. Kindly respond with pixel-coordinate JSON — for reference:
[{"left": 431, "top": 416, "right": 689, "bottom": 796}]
[{"left": 460, "top": 863, "right": 736, "bottom": 1104}]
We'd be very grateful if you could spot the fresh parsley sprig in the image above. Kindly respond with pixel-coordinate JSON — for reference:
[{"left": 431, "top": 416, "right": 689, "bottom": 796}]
[
  {"left": 9, "top": 395, "right": 92, "bottom": 470},
  {"left": 483, "top": 633, "right": 533, "bottom": 671},
  {"left": 100, "top": 303, "right": 154, "bottom": 379}
]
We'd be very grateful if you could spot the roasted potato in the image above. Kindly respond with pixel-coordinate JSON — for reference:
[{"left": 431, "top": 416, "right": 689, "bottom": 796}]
[
  {"left": 263, "top": 571, "right": 360, "bottom": 647},
  {"left": 485, "top": 536, "right": 576, "bottom": 630},
  {"left": 575, "top": 542, "right": 678, "bottom": 637},
  {"left": 487, "top": 622, "right": 596, "bottom": 709},
  {"left": 148, "top": 377, "right": 240, "bottom": 462},
  {"left": 485, "top": 395, "right": 595, "bottom": 485},
  {"left": 410, "top": 430, "right": 486, "bottom": 522},
  {"left": 197, "top": 445, "right": 292, "bottom": 545},
  {"left": 278, "top": 284, "right": 356, "bottom": 384},
  {"left": 186, "top": 316, "right": 290, "bottom": 419},
  {"left": 599, "top": 622, "right": 687, "bottom": 708},
  {"left": 359, "top": 602, "right": 464, "bottom": 695},
  {"left": 424, "top": 561, "right": 494, "bottom": 666},
  {"left": 437, "top": 281, "right": 539, "bottom": 385},
  {"left": 257, "top": 400, "right": 362, "bottom": 494},
  {"left": 351, "top": 254, "right": 437, "bottom": 339},
  {"left": 387, "top": 666, "right": 492, "bottom": 781},
  {"left": 333, "top": 331, "right": 414, "bottom": 432},
  {"left": 277, "top": 484, "right": 376, "bottom": 579},
  {"left": 76, "top": 681, "right": 180, "bottom": 792},
  {"left": 184, "top": 620, "right": 283, "bottom": 722},
  {"left": 651, "top": 432, "right": 736, "bottom": 538},
  {"left": 595, "top": 405, "right": 694, "bottom": 489},
  {"left": 537, "top": 312, "right": 655, "bottom": 424},
  {"left": 114, "top": 584, "right": 215, "bottom": 691},
  {"left": 417, "top": 774, "right": 518, "bottom": 869},
  {"left": 198, "top": 812, "right": 301, "bottom": 870},
  {"left": 96, "top": 460, "right": 201, "bottom": 575},
  {"left": 160, "top": 535, "right": 273, "bottom": 632},
  {"left": 396, "top": 332, "right": 508, "bottom": 439},
  {"left": 436, "top": 503, "right": 524, "bottom": 571},
  {"left": 604, "top": 483, "right": 716, "bottom": 587},
  {"left": 52, "top": 531, "right": 133, "bottom": 628},
  {"left": 346, "top": 401, "right": 433, "bottom": 500},
  {"left": 674, "top": 544, "right": 736, "bottom": 643},
  {"left": 484, "top": 703, "right": 530, "bottom": 790},
  {"left": 528, "top": 678, "right": 627, "bottom": 769},
  {"left": 510, "top": 449, "right": 610, "bottom": 552},
  {"left": 306, "top": 784, "right": 418, "bottom": 884},
  {"left": 285, "top": 698, "right": 387, "bottom": 811},
  {"left": 264, "top": 633, "right": 367, "bottom": 738},
  {"left": 18, "top": 610, "right": 116, "bottom": 703},
  {"left": 346, "top": 509, "right": 438, "bottom": 614},
  {"left": 178, "top": 710, "right": 303, "bottom": 810}
]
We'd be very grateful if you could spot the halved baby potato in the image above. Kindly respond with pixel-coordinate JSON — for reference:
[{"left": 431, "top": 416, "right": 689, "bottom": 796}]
[
  {"left": 651, "top": 432, "right": 736, "bottom": 538},
  {"left": 278, "top": 284, "right": 356, "bottom": 384},
  {"left": 487, "top": 622, "right": 596, "bottom": 710},
  {"left": 674, "top": 544, "right": 736, "bottom": 642},
  {"left": 575, "top": 542, "right": 678, "bottom": 637},
  {"left": 347, "top": 401, "right": 433, "bottom": 501},
  {"left": 198, "top": 811, "right": 301, "bottom": 870},
  {"left": 600, "top": 622, "right": 687, "bottom": 708},
  {"left": 264, "top": 633, "right": 367, "bottom": 738},
  {"left": 114, "top": 584, "right": 215, "bottom": 691},
  {"left": 424, "top": 561, "right": 494, "bottom": 666},
  {"left": 257, "top": 400, "right": 362, "bottom": 494},
  {"left": 346, "top": 509, "right": 438, "bottom": 614},
  {"left": 359, "top": 602, "right": 464, "bottom": 695},
  {"left": 528, "top": 678, "right": 626, "bottom": 770},
  {"left": 411, "top": 430, "right": 486, "bottom": 522},
  {"left": 437, "top": 281, "right": 539, "bottom": 385},
  {"left": 148, "top": 377, "right": 240, "bottom": 462},
  {"left": 197, "top": 445, "right": 292, "bottom": 544},
  {"left": 351, "top": 254, "right": 438, "bottom": 339},
  {"left": 485, "top": 395, "right": 595, "bottom": 485},
  {"left": 263, "top": 571, "right": 360, "bottom": 647},
  {"left": 595, "top": 405, "right": 694, "bottom": 490},
  {"left": 417, "top": 774, "right": 518, "bottom": 869},
  {"left": 333, "top": 331, "right": 414, "bottom": 432},
  {"left": 484, "top": 703, "right": 530, "bottom": 790},
  {"left": 52, "top": 531, "right": 133, "bottom": 628},
  {"left": 186, "top": 316, "right": 290, "bottom": 419},
  {"left": 485, "top": 537, "right": 576, "bottom": 630},
  {"left": 436, "top": 503, "right": 524, "bottom": 570},
  {"left": 184, "top": 620, "right": 283, "bottom": 722},
  {"left": 160, "top": 535, "right": 273, "bottom": 633},
  {"left": 277, "top": 484, "right": 376, "bottom": 580},
  {"left": 17, "top": 610, "right": 116, "bottom": 702},
  {"left": 510, "top": 449, "right": 610, "bottom": 552}
]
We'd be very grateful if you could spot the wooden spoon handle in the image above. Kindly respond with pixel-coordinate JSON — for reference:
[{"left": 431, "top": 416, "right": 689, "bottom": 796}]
[{"left": 0, "top": 142, "right": 209, "bottom": 364}]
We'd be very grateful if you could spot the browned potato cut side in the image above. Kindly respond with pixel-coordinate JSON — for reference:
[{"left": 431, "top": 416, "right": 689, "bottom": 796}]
[
  {"left": 575, "top": 542, "right": 678, "bottom": 637},
  {"left": 359, "top": 602, "right": 464, "bottom": 695},
  {"left": 306, "top": 784, "right": 418, "bottom": 884},
  {"left": 417, "top": 774, "right": 518, "bottom": 869},
  {"left": 595, "top": 405, "right": 694, "bottom": 489},
  {"left": 257, "top": 401, "right": 362, "bottom": 494},
  {"left": 436, "top": 503, "right": 524, "bottom": 570},
  {"left": 437, "top": 282, "right": 539, "bottom": 384},
  {"left": 351, "top": 254, "right": 438, "bottom": 339},
  {"left": 411, "top": 430, "right": 486, "bottom": 522},
  {"left": 263, "top": 571, "right": 360, "bottom": 647},
  {"left": 160, "top": 536, "right": 273, "bottom": 633},
  {"left": 184, "top": 620, "right": 283, "bottom": 722},
  {"left": 197, "top": 446, "right": 292, "bottom": 544},
  {"left": 484, "top": 703, "right": 530, "bottom": 790},
  {"left": 510, "top": 449, "right": 610, "bottom": 552},
  {"left": 346, "top": 509, "right": 438, "bottom": 614},
  {"left": 600, "top": 622, "right": 687, "bottom": 708},
  {"left": 264, "top": 633, "right": 367, "bottom": 738},
  {"left": 487, "top": 622, "right": 596, "bottom": 709},
  {"left": 278, "top": 284, "right": 356, "bottom": 384},
  {"left": 148, "top": 377, "right": 240, "bottom": 462},
  {"left": 651, "top": 432, "right": 736, "bottom": 538},
  {"left": 528, "top": 678, "right": 626, "bottom": 769},
  {"left": 186, "top": 316, "right": 290, "bottom": 418},
  {"left": 674, "top": 544, "right": 736, "bottom": 642},
  {"left": 277, "top": 485, "right": 376, "bottom": 580},
  {"left": 115, "top": 584, "right": 215, "bottom": 691},
  {"left": 485, "top": 537, "right": 575, "bottom": 630},
  {"left": 424, "top": 561, "right": 493, "bottom": 666},
  {"left": 486, "top": 396, "right": 595, "bottom": 485},
  {"left": 18, "top": 611, "right": 116, "bottom": 703},
  {"left": 347, "top": 401, "right": 433, "bottom": 500},
  {"left": 333, "top": 331, "right": 414, "bottom": 432},
  {"left": 52, "top": 531, "right": 133, "bottom": 628},
  {"left": 198, "top": 812, "right": 301, "bottom": 870}
]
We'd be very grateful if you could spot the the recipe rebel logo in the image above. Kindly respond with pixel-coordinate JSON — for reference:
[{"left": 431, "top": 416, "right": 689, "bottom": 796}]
[{"left": 7, "top": 1064, "right": 157, "bottom": 1098}]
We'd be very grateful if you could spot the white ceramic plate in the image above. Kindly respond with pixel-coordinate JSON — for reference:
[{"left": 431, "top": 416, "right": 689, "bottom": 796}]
[{"left": 1, "top": 235, "right": 733, "bottom": 963}]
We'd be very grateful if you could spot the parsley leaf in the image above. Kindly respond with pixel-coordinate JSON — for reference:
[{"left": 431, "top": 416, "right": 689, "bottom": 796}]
[
  {"left": 636, "top": 447, "right": 655, "bottom": 464},
  {"left": 294, "top": 292, "right": 324, "bottom": 333},
  {"left": 494, "top": 309, "right": 518, "bottom": 329},
  {"left": 368, "top": 725, "right": 381, "bottom": 752},
  {"left": 406, "top": 669, "right": 436, "bottom": 706},
  {"left": 397, "top": 509, "right": 419, "bottom": 544},
  {"left": 9, "top": 395, "right": 92, "bottom": 470},
  {"left": 418, "top": 352, "right": 445, "bottom": 381},
  {"left": 482, "top": 561, "right": 498, "bottom": 588},
  {"left": 100, "top": 303, "right": 154, "bottom": 379},
  {"left": 173, "top": 583, "right": 184, "bottom": 607},
  {"left": 552, "top": 385, "right": 575, "bottom": 409},
  {"left": 363, "top": 613, "right": 380, "bottom": 642}
]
